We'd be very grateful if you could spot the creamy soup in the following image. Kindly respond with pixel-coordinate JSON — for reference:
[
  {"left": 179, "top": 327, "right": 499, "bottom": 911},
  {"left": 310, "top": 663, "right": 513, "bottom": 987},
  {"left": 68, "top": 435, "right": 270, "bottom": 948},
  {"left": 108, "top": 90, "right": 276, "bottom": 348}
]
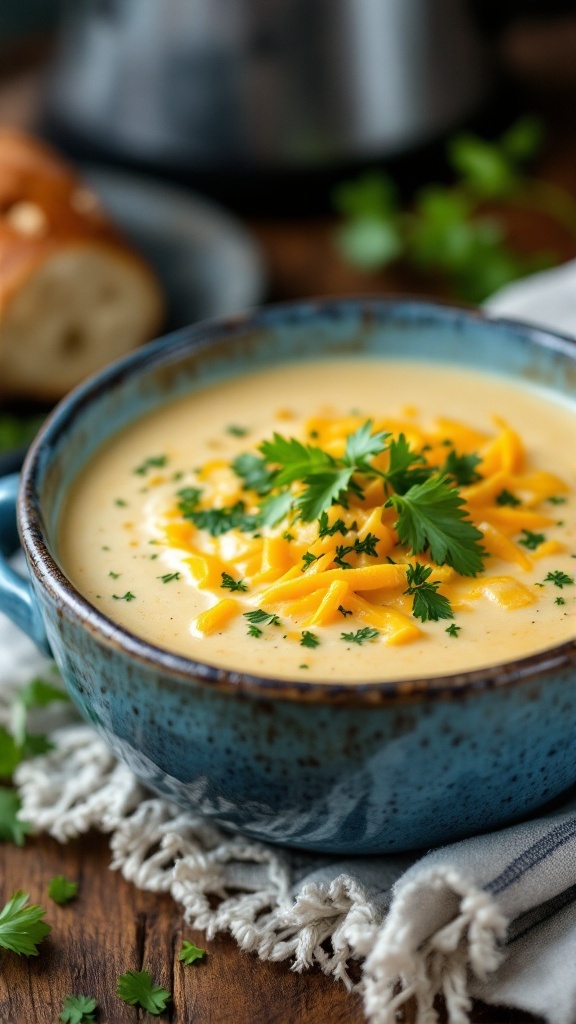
[{"left": 57, "top": 360, "right": 576, "bottom": 682}]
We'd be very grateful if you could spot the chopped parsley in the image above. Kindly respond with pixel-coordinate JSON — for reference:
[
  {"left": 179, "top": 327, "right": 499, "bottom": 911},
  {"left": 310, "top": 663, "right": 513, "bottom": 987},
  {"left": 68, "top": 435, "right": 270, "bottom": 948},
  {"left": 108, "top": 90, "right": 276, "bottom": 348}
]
[
  {"left": 318, "top": 512, "right": 349, "bottom": 537},
  {"left": 301, "top": 551, "right": 321, "bottom": 572},
  {"left": 519, "top": 530, "right": 545, "bottom": 550},
  {"left": 114, "top": 498, "right": 127, "bottom": 507},
  {"left": 134, "top": 454, "right": 167, "bottom": 476},
  {"left": 445, "top": 623, "right": 461, "bottom": 638},
  {"left": 220, "top": 572, "right": 248, "bottom": 592},
  {"left": 108, "top": 571, "right": 121, "bottom": 579},
  {"left": 442, "top": 449, "right": 482, "bottom": 486},
  {"left": 496, "top": 489, "right": 521, "bottom": 507},
  {"left": 333, "top": 533, "right": 380, "bottom": 569},
  {"left": 232, "top": 453, "right": 274, "bottom": 495},
  {"left": 404, "top": 562, "right": 453, "bottom": 622},
  {"left": 112, "top": 591, "right": 136, "bottom": 602},
  {"left": 544, "top": 570, "right": 574, "bottom": 589},
  {"left": 116, "top": 970, "right": 171, "bottom": 1014},
  {"left": 157, "top": 572, "right": 181, "bottom": 584},
  {"left": 341, "top": 627, "right": 380, "bottom": 645},
  {"left": 247, "top": 624, "right": 263, "bottom": 638},
  {"left": 243, "top": 609, "right": 282, "bottom": 626},
  {"left": 300, "top": 630, "right": 320, "bottom": 648},
  {"left": 547, "top": 495, "right": 567, "bottom": 505},
  {"left": 226, "top": 424, "right": 248, "bottom": 437},
  {"left": 182, "top": 500, "right": 259, "bottom": 537},
  {"left": 556, "top": 596, "right": 566, "bottom": 605},
  {"left": 48, "top": 875, "right": 78, "bottom": 905}
]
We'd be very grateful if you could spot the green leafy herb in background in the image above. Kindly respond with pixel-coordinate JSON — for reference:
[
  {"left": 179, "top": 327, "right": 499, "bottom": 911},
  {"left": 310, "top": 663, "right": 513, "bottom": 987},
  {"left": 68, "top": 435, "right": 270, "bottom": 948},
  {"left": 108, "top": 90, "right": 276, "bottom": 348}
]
[
  {"left": 0, "top": 412, "right": 45, "bottom": 454},
  {"left": 117, "top": 969, "right": 171, "bottom": 1015},
  {"left": 178, "top": 940, "right": 206, "bottom": 966},
  {"left": 48, "top": 875, "right": 79, "bottom": 906},
  {"left": 333, "top": 116, "right": 576, "bottom": 302},
  {"left": 59, "top": 994, "right": 97, "bottom": 1024},
  {"left": 0, "top": 890, "right": 51, "bottom": 955}
]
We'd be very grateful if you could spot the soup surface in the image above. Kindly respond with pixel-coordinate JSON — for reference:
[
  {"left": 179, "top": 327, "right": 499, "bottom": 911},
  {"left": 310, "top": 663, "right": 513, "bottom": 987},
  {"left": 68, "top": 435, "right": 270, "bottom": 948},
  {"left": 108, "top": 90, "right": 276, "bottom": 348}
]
[{"left": 58, "top": 360, "right": 576, "bottom": 682}]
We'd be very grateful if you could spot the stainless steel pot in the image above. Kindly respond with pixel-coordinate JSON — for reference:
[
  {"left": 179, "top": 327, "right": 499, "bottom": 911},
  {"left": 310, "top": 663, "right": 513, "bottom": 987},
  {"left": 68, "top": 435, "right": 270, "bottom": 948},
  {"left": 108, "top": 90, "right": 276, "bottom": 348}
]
[{"left": 45, "top": 0, "right": 489, "bottom": 172}]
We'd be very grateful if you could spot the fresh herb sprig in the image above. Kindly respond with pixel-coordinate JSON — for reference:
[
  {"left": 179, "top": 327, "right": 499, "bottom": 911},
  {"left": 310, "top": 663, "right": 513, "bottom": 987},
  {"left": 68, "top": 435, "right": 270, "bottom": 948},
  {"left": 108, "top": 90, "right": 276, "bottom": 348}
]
[
  {"left": 404, "top": 562, "right": 453, "bottom": 622},
  {"left": 117, "top": 970, "right": 171, "bottom": 1015},
  {"left": 0, "top": 890, "right": 51, "bottom": 955}
]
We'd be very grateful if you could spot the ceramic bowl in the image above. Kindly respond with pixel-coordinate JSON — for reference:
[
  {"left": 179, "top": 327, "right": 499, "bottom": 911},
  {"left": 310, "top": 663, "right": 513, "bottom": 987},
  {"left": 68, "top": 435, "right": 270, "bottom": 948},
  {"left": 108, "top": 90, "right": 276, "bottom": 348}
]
[{"left": 1, "top": 298, "right": 576, "bottom": 854}]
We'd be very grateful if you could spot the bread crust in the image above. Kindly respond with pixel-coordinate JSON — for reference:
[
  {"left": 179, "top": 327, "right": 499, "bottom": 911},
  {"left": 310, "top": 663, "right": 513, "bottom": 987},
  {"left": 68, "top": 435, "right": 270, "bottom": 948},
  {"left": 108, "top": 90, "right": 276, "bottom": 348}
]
[{"left": 0, "top": 128, "right": 165, "bottom": 400}]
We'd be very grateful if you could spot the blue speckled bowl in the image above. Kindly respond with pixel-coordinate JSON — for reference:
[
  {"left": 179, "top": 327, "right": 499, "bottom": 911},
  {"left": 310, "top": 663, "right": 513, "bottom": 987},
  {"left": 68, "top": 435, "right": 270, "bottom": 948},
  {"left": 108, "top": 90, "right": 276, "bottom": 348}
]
[{"left": 1, "top": 297, "right": 576, "bottom": 854}]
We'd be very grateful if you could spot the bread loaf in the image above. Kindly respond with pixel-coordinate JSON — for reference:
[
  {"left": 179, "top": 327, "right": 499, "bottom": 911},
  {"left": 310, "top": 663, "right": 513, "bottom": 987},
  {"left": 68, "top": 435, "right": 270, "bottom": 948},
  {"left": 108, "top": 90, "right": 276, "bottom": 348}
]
[{"left": 0, "top": 129, "right": 165, "bottom": 401}]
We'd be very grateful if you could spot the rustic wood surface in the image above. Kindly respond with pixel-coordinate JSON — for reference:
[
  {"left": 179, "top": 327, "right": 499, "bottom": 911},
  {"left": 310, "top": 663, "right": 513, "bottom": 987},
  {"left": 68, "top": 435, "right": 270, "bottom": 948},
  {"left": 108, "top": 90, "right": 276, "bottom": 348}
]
[{"left": 2, "top": 43, "right": 576, "bottom": 1024}]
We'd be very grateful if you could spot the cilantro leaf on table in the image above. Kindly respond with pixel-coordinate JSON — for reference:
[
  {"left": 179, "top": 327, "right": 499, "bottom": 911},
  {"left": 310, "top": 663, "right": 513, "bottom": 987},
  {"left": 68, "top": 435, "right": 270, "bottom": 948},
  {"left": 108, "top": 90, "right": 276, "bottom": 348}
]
[
  {"left": 0, "top": 890, "right": 51, "bottom": 955},
  {"left": 387, "top": 475, "right": 485, "bottom": 576},
  {"left": 404, "top": 562, "right": 454, "bottom": 623},
  {"left": 0, "top": 787, "right": 31, "bottom": 846},
  {"left": 117, "top": 970, "right": 171, "bottom": 1014},
  {"left": 178, "top": 940, "right": 207, "bottom": 965},
  {"left": 48, "top": 875, "right": 79, "bottom": 905},
  {"left": 59, "top": 994, "right": 97, "bottom": 1023}
]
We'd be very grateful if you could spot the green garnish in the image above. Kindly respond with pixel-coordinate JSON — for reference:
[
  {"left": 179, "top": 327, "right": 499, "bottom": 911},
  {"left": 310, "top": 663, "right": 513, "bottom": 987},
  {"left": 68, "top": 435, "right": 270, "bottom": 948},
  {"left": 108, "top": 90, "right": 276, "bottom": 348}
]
[
  {"left": 544, "top": 571, "right": 574, "bottom": 588},
  {"left": 178, "top": 940, "right": 206, "bottom": 965},
  {"left": 0, "top": 890, "right": 51, "bottom": 955},
  {"left": 404, "top": 562, "right": 454, "bottom": 622},
  {"left": 341, "top": 627, "right": 380, "bottom": 645},
  {"left": 116, "top": 970, "right": 171, "bottom": 1015},
  {"left": 547, "top": 495, "right": 567, "bottom": 505},
  {"left": 442, "top": 450, "right": 482, "bottom": 486},
  {"left": 59, "top": 994, "right": 97, "bottom": 1023},
  {"left": 318, "top": 512, "right": 349, "bottom": 537},
  {"left": 301, "top": 551, "right": 321, "bottom": 572},
  {"left": 0, "top": 787, "right": 31, "bottom": 845},
  {"left": 384, "top": 433, "right": 432, "bottom": 494},
  {"left": 333, "top": 533, "right": 380, "bottom": 569},
  {"left": 158, "top": 572, "right": 181, "bottom": 584},
  {"left": 108, "top": 571, "right": 121, "bottom": 579},
  {"left": 445, "top": 623, "right": 461, "bottom": 638},
  {"left": 300, "top": 631, "right": 320, "bottom": 648},
  {"left": 247, "top": 624, "right": 262, "bottom": 638},
  {"left": 220, "top": 572, "right": 248, "bottom": 592},
  {"left": 226, "top": 425, "right": 248, "bottom": 437},
  {"left": 176, "top": 486, "right": 203, "bottom": 516},
  {"left": 338, "top": 605, "right": 353, "bottom": 617},
  {"left": 112, "top": 591, "right": 136, "bottom": 602},
  {"left": 259, "top": 420, "right": 389, "bottom": 522},
  {"left": 134, "top": 454, "right": 167, "bottom": 476},
  {"left": 386, "top": 475, "right": 485, "bottom": 576},
  {"left": 114, "top": 498, "right": 127, "bottom": 507},
  {"left": 519, "top": 530, "right": 545, "bottom": 550},
  {"left": 48, "top": 876, "right": 78, "bottom": 905},
  {"left": 232, "top": 453, "right": 274, "bottom": 495},
  {"left": 243, "top": 610, "right": 282, "bottom": 626},
  {"left": 556, "top": 596, "right": 566, "bottom": 605},
  {"left": 183, "top": 500, "right": 259, "bottom": 537},
  {"left": 496, "top": 489, "right": 521, "bottom": 507}
]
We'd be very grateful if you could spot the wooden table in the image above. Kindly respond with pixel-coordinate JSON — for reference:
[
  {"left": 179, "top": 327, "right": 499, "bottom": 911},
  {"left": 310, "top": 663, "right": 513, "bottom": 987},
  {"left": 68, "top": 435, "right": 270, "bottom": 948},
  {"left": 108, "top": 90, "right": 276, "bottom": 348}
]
[{"left": 2, "top": 48, "right": 576, "bottom": 1024}]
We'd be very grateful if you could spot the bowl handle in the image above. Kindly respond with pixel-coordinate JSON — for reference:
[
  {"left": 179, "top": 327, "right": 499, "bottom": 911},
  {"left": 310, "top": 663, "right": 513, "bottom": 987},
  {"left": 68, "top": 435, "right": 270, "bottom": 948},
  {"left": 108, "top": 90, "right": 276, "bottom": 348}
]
[{"left": 0, "top": 473, "right": 51, "bottom": 656}]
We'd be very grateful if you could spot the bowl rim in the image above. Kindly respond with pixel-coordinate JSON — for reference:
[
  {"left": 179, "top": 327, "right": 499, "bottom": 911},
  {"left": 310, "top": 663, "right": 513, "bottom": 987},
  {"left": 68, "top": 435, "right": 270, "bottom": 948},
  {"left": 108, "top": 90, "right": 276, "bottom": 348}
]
[{"left": 18, "top": 294, "right": 576, "bottom": 705}]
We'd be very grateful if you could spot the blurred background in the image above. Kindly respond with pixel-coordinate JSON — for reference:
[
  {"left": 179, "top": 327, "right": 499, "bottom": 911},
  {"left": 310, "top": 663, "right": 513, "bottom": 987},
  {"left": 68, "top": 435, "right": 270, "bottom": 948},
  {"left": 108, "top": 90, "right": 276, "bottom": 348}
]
[{"left": 1, "top": 0, "right": 576, "bottom": 456}]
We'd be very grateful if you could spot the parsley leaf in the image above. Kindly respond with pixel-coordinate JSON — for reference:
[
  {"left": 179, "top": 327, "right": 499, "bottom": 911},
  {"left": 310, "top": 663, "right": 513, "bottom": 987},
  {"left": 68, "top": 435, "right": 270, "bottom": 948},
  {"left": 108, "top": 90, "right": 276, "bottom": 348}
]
[
  {"left": 232, "top": 453, "right": 274, "bottom": 495},
  {"left": 318, "top": 512, "right": 349, "bottom": 537},
  {"left": 341, "top": 627, "right": 380, "bottom": 645},
  {"left": 59, "top": 994, "right": 97, "bottom": 1024},
  {"left": 300, "top": 631, "right": 320, "bottom": 648},
  {"left": 48, "top": 876, "right": 78, "bottom": 905},
  {"left": 385, "top": 433, "right": 431, "bottom": 494},
  {"left": 387, "top": 475, "right": 485, "bottom": 575},
  {"left": 220, "top": 572, "right": 248, "bottom": 592},
  {"left": 116, "top": 970, "right": 171, "bottom": 1014},
  {"left": 342, "top": 420, "right": 390, "bottom": 471},
  {"left": 544, "top": 571, "right": 574, "bottom": 588},
  {"left": 519, "top": 530, "right": 545, "bottom": 550},
  {"left": 0, "top": 890, "right": 51, "bottom": 955},
  {"left": 301, "top": 551, "right": 321, "bottom": 571},
  {"left": 496, "top": 489, "right": 521, "bottom": 507},
  {"left": 442, "top": 449, "right": 482, "bottom": 486},
  {"left": 134, "top": 454, "right": 167, "bottom": 476},
  {"left": 258, "top": 489, "right": 293, "bottom": 527},
  {"left": 0, "top": 787, "right": 31, "bottom": 845},
  {"left": 178, "top": 940, "right": 206, "bottom": 965},
  {"left": 226, "top": 424, "right": 248, "bottom": 437},
  {"left": 158, "top": 572, "right": 181, "bottom": 583},
  {"left": 176, "top": 486, "right": 202, "bottom": 515},
  {"left": 184, "top": 501, "right": 259, "bottom": 536},
  {"left": 446, "top": 623, "right": 461, "bottom": 638},
  {"left": 243, "top": 610, "right": 282, "bottom": 626},
  {"left": 404, "top": 562, "right": 453, "bottom": 623}
]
